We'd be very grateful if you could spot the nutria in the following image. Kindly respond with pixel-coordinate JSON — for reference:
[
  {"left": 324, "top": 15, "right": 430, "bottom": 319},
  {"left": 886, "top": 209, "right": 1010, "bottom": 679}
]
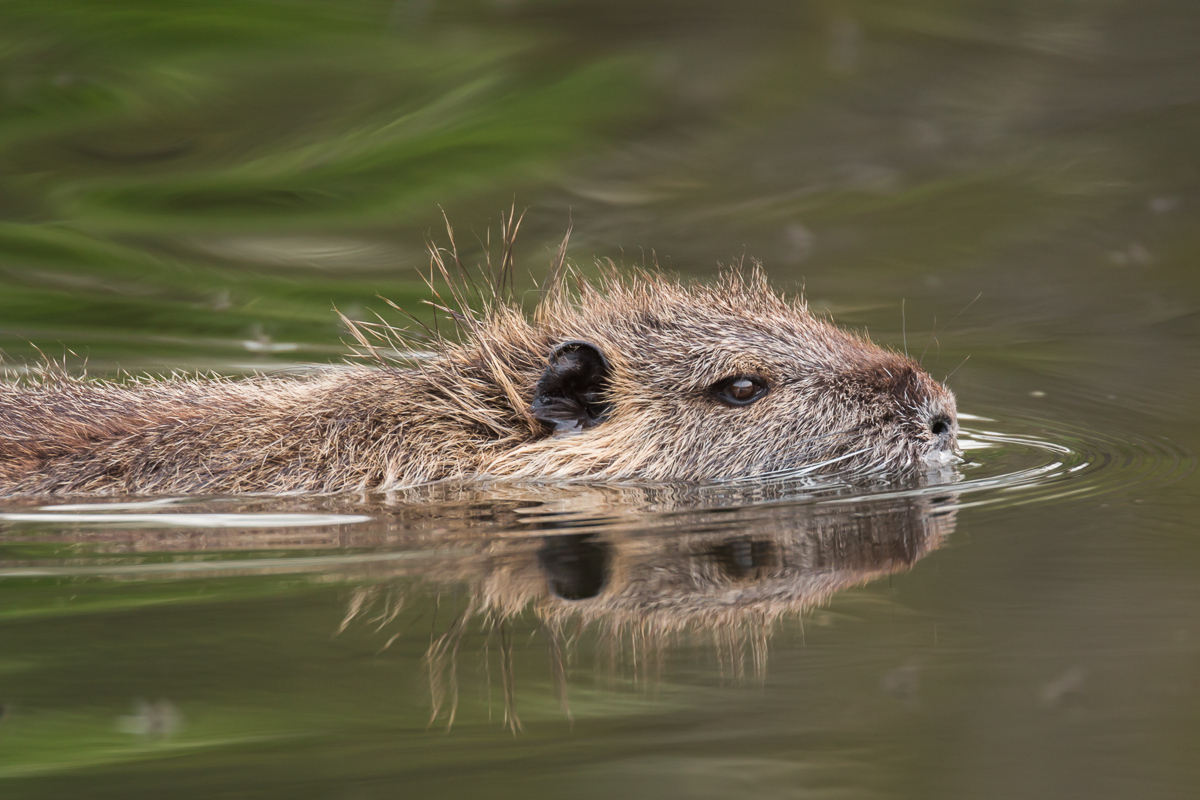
[{"left": 0, "top": 230, "right": 958, "bottom": 496}]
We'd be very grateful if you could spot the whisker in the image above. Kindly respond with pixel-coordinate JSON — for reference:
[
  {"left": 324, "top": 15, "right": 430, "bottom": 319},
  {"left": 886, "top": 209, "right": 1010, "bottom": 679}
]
[
  {"left": 713, "top": 427, "right": 868, "bottom": 485},
  {"left": 920, "top": 291, "right": 981, "bottom": 366},
  {"left": 755, "top": 447, "right": 872, "bottom": 482},
  {"left": 944, "top": 354, "right": 971, "bottom": 383}
]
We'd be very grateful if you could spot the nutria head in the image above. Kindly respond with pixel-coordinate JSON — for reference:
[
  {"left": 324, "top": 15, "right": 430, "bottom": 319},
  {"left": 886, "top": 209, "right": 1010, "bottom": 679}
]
[{"left": 461, "top": 265, "right": 958, "bottom": 483}]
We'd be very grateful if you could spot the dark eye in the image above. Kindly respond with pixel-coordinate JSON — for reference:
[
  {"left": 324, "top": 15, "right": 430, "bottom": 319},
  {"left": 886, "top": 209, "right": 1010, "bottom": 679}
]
[{"left": 712, "top": 375, "right": 769, "bottom": 406}]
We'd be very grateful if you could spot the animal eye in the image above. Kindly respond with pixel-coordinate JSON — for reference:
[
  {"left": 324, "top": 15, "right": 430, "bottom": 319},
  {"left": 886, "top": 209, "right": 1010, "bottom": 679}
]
[{"left": 712, "top": 376, "right": 768, "bottom": 406}]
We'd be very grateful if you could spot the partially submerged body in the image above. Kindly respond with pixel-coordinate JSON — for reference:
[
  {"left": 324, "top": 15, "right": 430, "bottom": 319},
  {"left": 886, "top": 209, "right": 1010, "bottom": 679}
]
[{"left": 0, "top": 261, "right": 958, "bottom": 496}]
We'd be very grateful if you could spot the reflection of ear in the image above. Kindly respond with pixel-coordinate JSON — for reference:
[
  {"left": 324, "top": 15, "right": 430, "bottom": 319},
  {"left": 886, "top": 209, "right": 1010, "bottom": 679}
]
[
  {"left": 531, "top": 340, "right": 612, "bottom": 434},
  {"left": 537, "top": 534, "right": 611, "bottom": 601}
]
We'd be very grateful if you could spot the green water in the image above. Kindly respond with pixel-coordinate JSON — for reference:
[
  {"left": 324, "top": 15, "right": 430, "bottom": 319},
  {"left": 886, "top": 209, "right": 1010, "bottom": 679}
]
[{"left": 1, "top": 1, "right": 1199, "bottom": 798}]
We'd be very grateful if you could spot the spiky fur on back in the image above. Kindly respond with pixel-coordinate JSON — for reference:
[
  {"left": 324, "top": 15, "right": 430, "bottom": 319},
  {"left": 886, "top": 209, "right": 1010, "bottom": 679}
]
[{"left": 0, "top": 228, "right": 957, "bottom": 497}]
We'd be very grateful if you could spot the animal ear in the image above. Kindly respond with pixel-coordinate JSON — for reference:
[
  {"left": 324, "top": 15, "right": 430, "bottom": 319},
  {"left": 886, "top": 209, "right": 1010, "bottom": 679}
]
[
  {"left": 537, "top": 534, "right": 611, "bottom": 600},
  {"left": 531, "top": 340, "right": 612, "bottom": 434}
]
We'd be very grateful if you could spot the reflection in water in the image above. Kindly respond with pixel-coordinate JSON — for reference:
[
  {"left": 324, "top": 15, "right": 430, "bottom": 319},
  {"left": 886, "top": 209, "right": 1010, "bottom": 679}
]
[
  {"left": 0, "top": 478, "right": 958, "bottom": 730},
  {"left": 0, "top": 0, "right": 1196, "bottom": 791},
  {"left": 339, "top": 489, "right": 957, "bottom": 730},
  {"left": 538, "top": 534, "right": 612, "bottom": 601}
]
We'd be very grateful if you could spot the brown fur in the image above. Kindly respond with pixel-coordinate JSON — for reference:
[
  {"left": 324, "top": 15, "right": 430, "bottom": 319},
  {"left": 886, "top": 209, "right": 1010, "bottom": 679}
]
[{"left": 0, "top": 232, "right": 958, "bottom": 497}]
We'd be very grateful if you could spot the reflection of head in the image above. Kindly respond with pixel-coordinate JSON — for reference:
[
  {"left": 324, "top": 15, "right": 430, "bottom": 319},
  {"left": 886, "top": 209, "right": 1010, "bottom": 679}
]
[
  {"left": 12, "top": 481, "right": 957, "bottom": 731},
  {"left": 480, "top": 494, "right": 953, "bottom": 633},
  {"left": 345, "top": 490, "right": 958, "bottom": 730}
]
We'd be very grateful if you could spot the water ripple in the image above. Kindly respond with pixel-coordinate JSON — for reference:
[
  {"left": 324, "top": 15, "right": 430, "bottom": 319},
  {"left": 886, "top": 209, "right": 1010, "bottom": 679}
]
[
  {"left": 0, "top": 414, "right": 1189, "bottom": 570},
  {"left": 938, "top": 414, "right": 1196, "bottom": 510}
]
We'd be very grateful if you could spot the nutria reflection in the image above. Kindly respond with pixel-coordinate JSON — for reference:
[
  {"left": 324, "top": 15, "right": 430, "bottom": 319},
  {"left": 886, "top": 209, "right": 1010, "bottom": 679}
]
[
  {"left": 537, "top": 534, "right": 613, "bottom": 601},
  {"left": 0, "top": 481, "right": 956, "bottom": 730},
  {"left": 338, "top": 490, "right": 956, "bottom": 730}
]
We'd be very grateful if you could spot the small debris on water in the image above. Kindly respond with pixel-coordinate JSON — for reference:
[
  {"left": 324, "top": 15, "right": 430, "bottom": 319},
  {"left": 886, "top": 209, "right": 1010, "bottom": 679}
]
[
  {"left": 881, "top": 661, "right": 921, "bottom": 705},
  {"left": 1040, "top": 667, "right": 1085, "bottom": 709},
  {"left": 1149, "top": 195, "right": 1180, "bottom": 214},
  {"left": 1108, "top": 243, "right": 1153, "bottom": 268},
  {"left": 781, "top": 223, "right": 814, "bottom": 265}
]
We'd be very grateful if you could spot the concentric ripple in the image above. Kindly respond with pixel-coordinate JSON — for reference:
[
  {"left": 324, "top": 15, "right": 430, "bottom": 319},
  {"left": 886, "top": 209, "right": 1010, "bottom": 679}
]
[
  {"left": 929, "top": 412, "right": 1197, "bottom": 510},
  {"left": 0, "top": 413, "right": 1191, "bottom": 575}
]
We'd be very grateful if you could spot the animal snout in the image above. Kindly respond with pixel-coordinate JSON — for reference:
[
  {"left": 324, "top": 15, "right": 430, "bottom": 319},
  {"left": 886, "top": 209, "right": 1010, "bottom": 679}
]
[
  {"left": 923, "top": 407, "right": 959, "bottom": 467},
  {"left": 929, "top": 412, "right": 954, "bottom": 440}
]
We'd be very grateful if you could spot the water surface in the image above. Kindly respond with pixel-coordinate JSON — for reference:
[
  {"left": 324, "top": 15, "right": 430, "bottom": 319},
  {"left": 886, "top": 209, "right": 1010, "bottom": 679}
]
[{"left": 1, "top": 1, "right": 1198, "bottom": 798}]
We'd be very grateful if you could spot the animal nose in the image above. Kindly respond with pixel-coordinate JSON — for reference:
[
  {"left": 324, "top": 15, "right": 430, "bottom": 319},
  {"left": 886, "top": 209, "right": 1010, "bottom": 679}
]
[
  {"left": 923, "top": 411, "right": 959, "bottom": 468},
  {"left": 927, "top": 409, "right": 958, "bottom": 456},
  {"left": 929, "top": 413, "right": 953, "bottom": 438}
]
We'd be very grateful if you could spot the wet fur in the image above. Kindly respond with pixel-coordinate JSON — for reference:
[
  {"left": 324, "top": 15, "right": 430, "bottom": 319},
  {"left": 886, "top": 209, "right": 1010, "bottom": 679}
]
[{"left": 0, "top": 229, "right": 957, "bottom": 496}]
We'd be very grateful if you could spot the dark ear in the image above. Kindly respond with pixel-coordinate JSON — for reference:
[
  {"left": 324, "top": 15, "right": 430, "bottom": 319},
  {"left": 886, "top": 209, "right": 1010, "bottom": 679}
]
[
  {"left": 531, "top": 340, "right": 612, "bottom": 434},
  {"left": 537, "top": 534, "right": 611, "bottom": 601}
]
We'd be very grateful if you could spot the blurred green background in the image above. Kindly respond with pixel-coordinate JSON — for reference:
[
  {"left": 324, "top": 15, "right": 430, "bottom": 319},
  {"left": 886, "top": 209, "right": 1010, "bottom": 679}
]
[
  {"left": 1, "top": 1, "right": 1199, "bottom": 798},
  {"left": 2, "top": 0, "right": 1194, "bottom": 379}
]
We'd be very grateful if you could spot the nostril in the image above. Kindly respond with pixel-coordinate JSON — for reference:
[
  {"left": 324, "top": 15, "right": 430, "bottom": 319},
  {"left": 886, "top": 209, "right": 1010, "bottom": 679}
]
[{"left": 930, "top": 414, "right": 952, "bottom": 437}]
